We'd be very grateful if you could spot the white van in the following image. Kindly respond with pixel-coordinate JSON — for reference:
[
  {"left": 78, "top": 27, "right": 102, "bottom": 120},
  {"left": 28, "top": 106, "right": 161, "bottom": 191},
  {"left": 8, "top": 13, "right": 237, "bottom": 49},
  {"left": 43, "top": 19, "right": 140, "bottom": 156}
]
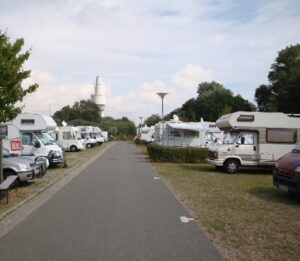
[
  {"left": 91, "top": 127, "right": 105, "bottom": 145},
  {"left": 55, "top": 126, "right": 84, "bottom": 152},
  {"left": 77, "top": 126, "right": 98, "bottom": 148},
  {"left": 207, "top": 111, "right": 300, "bottom": 173},
  {"left": 4, "top": 113, "right": 65, "bottom": 166}
]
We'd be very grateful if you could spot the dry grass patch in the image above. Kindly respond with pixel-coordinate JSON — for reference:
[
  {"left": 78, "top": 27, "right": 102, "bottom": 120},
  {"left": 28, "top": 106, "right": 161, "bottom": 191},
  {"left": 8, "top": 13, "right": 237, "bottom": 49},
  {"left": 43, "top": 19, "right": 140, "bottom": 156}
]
[
  {"left": 152, "top": 162, "right": 300, "bottom": 261},
  {"left": 0, "top": 143, "right": 111, "bottom": 217}
]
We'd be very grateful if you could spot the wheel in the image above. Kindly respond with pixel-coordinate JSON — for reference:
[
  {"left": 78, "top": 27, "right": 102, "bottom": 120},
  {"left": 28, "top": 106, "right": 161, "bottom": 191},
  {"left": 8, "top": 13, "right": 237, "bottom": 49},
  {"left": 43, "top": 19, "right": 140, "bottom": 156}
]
[
  {"left": 225, "top": 159, "right": 239, "bottom": 173},
  {"left": 3, "top": 170, "right": 19, "bottom": 186},
  {"left": 70, "top": 145, "right": 77, "bottom": 152},
  {"left": 86, "top": 143, "right": 92, "bottom": 149}
]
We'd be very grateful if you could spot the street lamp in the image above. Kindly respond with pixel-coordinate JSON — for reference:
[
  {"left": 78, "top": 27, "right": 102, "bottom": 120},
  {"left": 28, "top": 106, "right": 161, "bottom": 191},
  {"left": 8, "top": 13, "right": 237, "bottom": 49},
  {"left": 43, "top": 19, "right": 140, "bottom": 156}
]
[{"left": 157, "top": 92, "right": 168, "bottom": 145}]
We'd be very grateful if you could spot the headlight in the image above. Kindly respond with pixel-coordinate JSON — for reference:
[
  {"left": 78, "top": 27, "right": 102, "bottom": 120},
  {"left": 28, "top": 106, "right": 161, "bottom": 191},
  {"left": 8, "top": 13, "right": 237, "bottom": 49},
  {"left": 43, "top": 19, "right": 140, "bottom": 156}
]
[{"left": 295, "top": 166, "right": 300, "bottom": 173}]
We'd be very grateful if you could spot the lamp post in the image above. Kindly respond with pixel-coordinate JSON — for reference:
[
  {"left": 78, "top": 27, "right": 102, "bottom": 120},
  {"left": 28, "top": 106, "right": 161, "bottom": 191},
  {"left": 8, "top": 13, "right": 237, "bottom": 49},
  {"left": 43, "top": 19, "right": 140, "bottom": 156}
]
[{"left": 157, "top": 92, "right": 168, "bottom": 145}]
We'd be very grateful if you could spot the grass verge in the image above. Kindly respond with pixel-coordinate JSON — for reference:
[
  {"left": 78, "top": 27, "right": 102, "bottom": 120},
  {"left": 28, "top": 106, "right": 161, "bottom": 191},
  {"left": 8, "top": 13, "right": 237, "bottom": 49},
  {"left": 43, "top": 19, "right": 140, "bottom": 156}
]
[{"left": 142, "top": 145, "right": 300, "bottom": 260}]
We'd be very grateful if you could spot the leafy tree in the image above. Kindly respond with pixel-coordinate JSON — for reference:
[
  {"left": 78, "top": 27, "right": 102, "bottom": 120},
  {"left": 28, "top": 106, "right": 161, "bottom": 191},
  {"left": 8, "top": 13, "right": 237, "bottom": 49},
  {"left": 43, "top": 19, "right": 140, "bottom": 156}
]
[
  {"left": 197, "top": 81, "right": 224, "bottom": 97},
  {"left": 0, "top": 31, "right": 38, "bottom": 122},
  {"left": 176, "top": 82, "right": 255, "bottom": 122},
  {"left": 144, "top": 114, "right": 161, "bottom": 126},
  {"left": 53, "top": 99, "right": 101, "bottom": 123},
  {"left": 0, "top": 31, "right": 38, "bottom": 182},
  {"left": 254, "top": 44, "right": 300, "bottom": 113}
]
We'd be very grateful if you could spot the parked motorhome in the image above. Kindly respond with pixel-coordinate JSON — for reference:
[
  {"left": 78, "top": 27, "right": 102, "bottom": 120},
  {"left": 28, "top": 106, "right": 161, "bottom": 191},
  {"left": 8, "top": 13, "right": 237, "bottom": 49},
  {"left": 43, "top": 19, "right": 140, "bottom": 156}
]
[
  {"left": 154, "top": 121, "right": 222, "bottom": 148},
  {"left": 55, "top": 126, "right": 84, "bottom": 152},
  {"left": 77, "top": 126, "right": 98, "bottom": 148},
  {"left": 207, "top": 111, "right": 300, "bottom": 173},
  {"left": 91, "top": 127, "right": 105, "bottom": 145},
  {"left": 136, "top": 125, "right": 155, "bottom": 144},
  {"left": 3, "top": 113, "right": 65, "bottom": 166}
]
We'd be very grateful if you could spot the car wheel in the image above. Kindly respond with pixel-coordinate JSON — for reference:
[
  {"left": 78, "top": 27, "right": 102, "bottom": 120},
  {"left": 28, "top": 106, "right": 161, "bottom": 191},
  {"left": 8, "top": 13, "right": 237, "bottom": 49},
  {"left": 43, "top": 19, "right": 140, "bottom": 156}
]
[
  {"left": 225, "top": 159, "right": 239, "bottom": 173},
  {"left": 70, "top": 145, "right": 77, "bottom": 152},
  {"left": 3, "top": 170, "right": 19, "bottom": 186},
  {"left": 86, "top": 143, "right": 92, "bottom": 149}
]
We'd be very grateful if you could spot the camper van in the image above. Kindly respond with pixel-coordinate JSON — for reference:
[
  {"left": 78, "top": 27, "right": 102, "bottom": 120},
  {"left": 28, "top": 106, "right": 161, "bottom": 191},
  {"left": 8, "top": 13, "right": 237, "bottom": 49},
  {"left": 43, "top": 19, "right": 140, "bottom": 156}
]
[
  {"left": 207, "top": 111, "right": 300, "bottom": 173},
  {"left": 4, "top": 113, "right": 65, "bottom": 166},
  {"left": 77, "top": 126, "right": 98, "bottom": 148},
  {"left": 55, "top": 126, "right": 84, "bottom": 152},
  {"left": 137, "top": 125, "right": 155, "bottom": 144},
  {"left": 91, "top": 127, "right": 105, "bottom": 145}
]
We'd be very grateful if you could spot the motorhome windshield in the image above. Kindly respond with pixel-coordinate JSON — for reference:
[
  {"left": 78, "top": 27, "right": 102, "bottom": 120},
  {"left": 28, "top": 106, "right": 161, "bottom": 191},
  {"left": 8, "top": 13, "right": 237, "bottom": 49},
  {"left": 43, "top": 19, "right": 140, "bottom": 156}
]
[
  {"left": 34, "top": 132, "right": 55, "bottom": 145},
  {"left": 223, "top": 132, "right": 239, "bottom": 144}
]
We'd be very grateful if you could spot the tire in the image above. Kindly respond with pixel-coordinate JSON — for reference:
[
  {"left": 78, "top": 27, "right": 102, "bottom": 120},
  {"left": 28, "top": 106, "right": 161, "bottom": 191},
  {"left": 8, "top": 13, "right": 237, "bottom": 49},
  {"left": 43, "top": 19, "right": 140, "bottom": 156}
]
[
  {"left": 70, "top": 145, "right": 77, "bottom": 152},
  {"left": 225, "top": 159, "right": 239, "bottom": 173},
  {"left": 3, "top": 170, "right": 19, "bottom": 186},
  {"left": 86, "top": 143, "right": 92, "bottom": 149}
]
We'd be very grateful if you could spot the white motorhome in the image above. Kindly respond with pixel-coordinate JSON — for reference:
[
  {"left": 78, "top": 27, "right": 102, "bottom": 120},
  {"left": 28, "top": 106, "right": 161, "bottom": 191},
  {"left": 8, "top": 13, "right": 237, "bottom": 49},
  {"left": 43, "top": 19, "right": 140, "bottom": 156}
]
[
  {"left": 4, "top": 113, "right": 65, "bottom": 166},
  {"left": 77, "top": 126, "right": 98, "bottom": 148},
  {"left": 136, "top": 125, "right": 155, "bottom": 144},
  {"left": 207, "top": 111, "right": 300, "bottom": 173},
  {"left": 154, "top": 121, "right": 222, "bottom": 148},
  {"left": 55, "top": 126, "right": 84, "bottom": 152},
  {"left": 91, "top": 127, "right": 105, "bottom": 145}
]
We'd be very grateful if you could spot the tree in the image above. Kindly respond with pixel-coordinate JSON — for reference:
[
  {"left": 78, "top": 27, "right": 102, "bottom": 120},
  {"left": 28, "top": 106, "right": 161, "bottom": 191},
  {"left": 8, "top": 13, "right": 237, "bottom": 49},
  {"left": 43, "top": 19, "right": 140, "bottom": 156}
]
[
  {"left": 254, "top": 44, "right": 300, "bottom": 113},
  {"left": 0, "top": 31, "right": 38, "bottom": 182},
  {"left": 144, "top": 114, "right": 160, "bottom": 127},
  {"left": 53, "top": 99, "right": 101, "bottom": 123},
  {"left": 197, "top": 81, "right": 224, "bottom": 97},
  {"left": 0, "top": 31, "right": 38, "bottom": 122}
]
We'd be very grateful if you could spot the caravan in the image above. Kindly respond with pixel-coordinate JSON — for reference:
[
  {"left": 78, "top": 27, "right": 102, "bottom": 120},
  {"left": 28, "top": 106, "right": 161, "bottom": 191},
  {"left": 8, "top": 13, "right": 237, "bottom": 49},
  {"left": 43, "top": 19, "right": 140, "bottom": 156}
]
[
  {"left": 207, "top": 111, "right": 300, "bottom": 173},
  {"left": 4, "top": 113, "right": 65, "bottom": 166},
  {"left": 154, "top": 120, "right": 222, "bottom": 148}
]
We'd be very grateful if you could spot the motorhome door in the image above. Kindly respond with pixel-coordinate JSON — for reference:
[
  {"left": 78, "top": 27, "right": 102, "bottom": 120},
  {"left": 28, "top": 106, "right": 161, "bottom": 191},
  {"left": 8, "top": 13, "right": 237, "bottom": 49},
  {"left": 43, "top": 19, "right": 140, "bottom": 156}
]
[{"left": 235, "top": 132, "right": 258, "bottom": 162}]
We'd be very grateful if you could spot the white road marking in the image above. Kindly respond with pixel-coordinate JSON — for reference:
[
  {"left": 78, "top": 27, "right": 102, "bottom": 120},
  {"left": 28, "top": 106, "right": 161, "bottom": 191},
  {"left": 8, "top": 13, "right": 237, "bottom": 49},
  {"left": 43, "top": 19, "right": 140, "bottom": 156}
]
[
  {"left": 153, "top": 177, "right": 161, "bottom": 180},
  {"left": 180, "top": 216, "right": 194, "bottom": 223}
]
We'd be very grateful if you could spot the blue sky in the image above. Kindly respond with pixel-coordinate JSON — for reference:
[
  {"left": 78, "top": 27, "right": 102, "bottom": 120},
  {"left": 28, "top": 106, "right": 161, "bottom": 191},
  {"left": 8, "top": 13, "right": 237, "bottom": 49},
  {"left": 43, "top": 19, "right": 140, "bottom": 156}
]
[{"left": 1, "top": 0, "right": 300, "bottom": 123}]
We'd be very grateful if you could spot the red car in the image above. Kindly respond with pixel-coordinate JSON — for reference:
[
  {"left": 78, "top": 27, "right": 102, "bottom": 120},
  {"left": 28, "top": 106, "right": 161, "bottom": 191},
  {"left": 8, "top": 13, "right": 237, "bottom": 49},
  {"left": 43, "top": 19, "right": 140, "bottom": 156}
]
[{"left": 273, "top": 143, "right": 300, "bottom": 194}]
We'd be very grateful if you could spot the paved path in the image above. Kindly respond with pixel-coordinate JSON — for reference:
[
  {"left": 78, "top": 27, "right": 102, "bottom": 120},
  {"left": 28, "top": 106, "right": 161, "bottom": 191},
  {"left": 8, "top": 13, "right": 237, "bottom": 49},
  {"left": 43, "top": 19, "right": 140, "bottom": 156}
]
[{"left": 0, "top": 142, "right": 223, "bottom": 260}]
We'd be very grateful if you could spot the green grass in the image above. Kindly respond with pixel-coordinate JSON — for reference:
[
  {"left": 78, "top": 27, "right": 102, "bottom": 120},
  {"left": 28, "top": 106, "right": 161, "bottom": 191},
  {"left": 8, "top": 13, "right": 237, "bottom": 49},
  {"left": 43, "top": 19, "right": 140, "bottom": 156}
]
[{"left": 151, "top": 162, "right": 300, "bottom": 261}]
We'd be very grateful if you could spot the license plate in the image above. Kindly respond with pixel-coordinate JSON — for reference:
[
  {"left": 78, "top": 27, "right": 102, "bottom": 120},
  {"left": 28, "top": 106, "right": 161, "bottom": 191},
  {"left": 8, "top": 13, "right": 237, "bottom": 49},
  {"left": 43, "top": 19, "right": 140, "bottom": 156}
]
[{"left": 278, "top": 184, "right": 289, "bottom": 192}]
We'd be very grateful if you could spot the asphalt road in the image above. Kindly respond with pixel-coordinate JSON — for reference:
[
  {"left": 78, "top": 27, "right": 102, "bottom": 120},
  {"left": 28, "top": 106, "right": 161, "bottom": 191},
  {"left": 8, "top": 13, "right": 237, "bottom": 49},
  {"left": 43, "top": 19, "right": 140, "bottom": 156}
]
[{"left": 0, "top": 142, "right": 223, "bottom": 260}]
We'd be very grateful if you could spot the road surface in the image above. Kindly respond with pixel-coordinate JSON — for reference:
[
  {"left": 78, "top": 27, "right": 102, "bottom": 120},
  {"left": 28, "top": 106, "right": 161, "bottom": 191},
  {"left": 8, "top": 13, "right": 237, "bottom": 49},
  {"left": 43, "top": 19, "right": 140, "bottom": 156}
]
[{"left": 0, "top": 142, "right": 223, "bottom": 260}]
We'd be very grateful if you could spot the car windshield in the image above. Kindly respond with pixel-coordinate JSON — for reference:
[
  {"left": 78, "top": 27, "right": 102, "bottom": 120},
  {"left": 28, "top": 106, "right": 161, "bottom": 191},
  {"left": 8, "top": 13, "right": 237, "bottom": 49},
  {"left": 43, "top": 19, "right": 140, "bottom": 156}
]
[
  {"left": 223, "top": 132, "right": 239, "bottom": 144},
  {"left": 292, "top": 143, "right": 300, "bottom": 153},
  {"left": 34, "top": 132, "right": 55, "bottom": 145}
]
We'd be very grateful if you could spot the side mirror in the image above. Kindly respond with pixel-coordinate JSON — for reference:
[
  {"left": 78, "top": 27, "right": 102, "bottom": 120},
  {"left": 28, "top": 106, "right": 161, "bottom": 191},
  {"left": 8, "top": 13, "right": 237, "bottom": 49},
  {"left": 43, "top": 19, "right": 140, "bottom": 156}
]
[{"left": 34, "top": 140, "right": 41, "bottom": 148}]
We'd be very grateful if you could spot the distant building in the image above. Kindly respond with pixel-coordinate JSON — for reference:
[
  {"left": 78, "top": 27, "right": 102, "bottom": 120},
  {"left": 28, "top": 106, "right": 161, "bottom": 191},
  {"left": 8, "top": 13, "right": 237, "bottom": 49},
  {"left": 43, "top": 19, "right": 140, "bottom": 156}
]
[{"left": 91, "top": 76, "right": 106, "bottom": 117}]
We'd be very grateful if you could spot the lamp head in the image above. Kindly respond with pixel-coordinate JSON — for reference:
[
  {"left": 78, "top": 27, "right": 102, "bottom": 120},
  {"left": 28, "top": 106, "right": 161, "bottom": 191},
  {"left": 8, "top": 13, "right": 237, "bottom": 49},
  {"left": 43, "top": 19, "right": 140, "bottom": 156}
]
[{"left": 157, "top": 92, "right": 168, "bottom": 99}]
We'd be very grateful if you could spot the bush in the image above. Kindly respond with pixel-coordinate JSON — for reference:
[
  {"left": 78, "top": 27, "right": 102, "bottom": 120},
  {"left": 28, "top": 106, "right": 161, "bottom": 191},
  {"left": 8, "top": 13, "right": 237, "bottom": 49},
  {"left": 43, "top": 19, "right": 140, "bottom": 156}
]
[
  {"left": 147, "top": 144, "right": 208, "bottom": 163},
  {"left": 134, "top": 138, "right": 147, "bottom": 145}
]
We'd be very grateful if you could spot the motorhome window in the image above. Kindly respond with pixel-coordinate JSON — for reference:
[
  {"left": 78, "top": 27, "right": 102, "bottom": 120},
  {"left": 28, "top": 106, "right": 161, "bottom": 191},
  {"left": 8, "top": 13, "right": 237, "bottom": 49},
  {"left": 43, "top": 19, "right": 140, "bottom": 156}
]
[
  {"left": 169, "top": 130, "right": 181, "bottom": 137},
  {"left": 81, "top": 133, "right": 88, "bottom": 139},
  {"left": 206, "top": 133, "right": 213, "bottom": 141},
  {"left": 237, "top": 115, "right": 254, "bottom": 122},
  {"left": 223, "top": 132, "right": 239, "bottom": 144},
  {"left": 63, "top": 132, "right": 72, "bottom": 140},
  {"left": 21, "top": 119, "right": 35, "bottom": 125},
  {"left": 34, "top": 132, "right": 54, "bottom": 145},
  {"left": 184, "top": 130, "right": 198, "bottom": 137},
  {"left": 75, "top": 131, "right": 81, "bottom": 139},
  {"left": 267, "top": 128, "right": 296, "bottom": 143},
  {"left": 237, "top": 133, "right": 254, "bottom": 145}
]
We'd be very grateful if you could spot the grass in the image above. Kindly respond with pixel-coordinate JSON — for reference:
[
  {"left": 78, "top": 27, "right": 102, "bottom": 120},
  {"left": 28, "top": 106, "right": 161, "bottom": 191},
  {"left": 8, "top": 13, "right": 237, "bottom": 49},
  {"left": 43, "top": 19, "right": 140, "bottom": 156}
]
[
  {"left": 138, "top": 144, "right": 300, "bottom": 261},
  {"left": 0, "top": 142, "right": 111, "bottom": 217}
]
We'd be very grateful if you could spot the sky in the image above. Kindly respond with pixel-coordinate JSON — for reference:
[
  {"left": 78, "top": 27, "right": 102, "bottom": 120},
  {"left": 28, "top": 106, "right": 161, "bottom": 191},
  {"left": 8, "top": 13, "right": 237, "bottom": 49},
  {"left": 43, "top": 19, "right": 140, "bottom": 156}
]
[{"left": 1, "top": 0, "right": 300, "bottom": 124}]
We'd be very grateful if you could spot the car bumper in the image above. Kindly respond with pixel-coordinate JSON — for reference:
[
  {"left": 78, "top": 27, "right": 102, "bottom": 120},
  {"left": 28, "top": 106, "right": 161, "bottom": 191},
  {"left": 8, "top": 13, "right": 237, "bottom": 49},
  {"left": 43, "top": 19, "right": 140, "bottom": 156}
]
[
  {"left": 17, "top": 170, "right": 34, "bottom": 182},
  {"left": 273, "top": 169, "right": 300, "bottom": 193},
  {"left": 207, "top": 158, "right": 224, "bottom": 167}
]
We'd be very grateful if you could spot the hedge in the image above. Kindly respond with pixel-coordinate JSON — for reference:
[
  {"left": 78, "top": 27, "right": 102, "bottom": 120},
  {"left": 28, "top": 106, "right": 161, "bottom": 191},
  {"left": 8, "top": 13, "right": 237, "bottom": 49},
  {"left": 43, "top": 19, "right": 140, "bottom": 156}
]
[{"left": 147, "top": 144, "right": 208, "bottom": 163}]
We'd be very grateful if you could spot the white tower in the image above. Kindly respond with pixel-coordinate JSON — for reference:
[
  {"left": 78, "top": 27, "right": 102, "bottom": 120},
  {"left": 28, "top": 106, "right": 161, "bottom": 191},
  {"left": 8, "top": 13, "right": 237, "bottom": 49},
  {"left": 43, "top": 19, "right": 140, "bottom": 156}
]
[{"left": 91, "top": 76, "right": 106, "bottom": 117}]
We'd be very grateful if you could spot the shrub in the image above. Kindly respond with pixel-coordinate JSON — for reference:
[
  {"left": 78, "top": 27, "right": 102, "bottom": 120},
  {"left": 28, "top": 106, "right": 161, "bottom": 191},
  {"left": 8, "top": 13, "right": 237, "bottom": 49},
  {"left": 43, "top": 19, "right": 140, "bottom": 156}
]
[
  {"left": 134, "top": 138, "right": 147, "bottom": 145},
  {"left": 147, "top": 144, "right": 208, "bottom": 163}
]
